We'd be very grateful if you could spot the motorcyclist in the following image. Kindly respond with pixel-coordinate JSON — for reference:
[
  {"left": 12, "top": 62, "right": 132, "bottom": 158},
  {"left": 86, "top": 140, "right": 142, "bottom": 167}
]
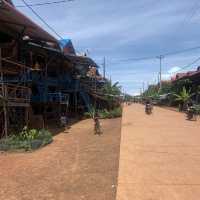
[{"left": 145, "top": 99, "right": 153, "bottom": 114}]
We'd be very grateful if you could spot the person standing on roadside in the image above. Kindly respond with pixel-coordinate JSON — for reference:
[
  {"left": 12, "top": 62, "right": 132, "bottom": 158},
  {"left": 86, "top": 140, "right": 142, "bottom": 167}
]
[{"left": 94, "top": 113, "right": 102, "bottom": 135}]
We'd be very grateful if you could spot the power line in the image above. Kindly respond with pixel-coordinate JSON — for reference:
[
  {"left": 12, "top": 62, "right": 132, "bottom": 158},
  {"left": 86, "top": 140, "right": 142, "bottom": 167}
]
[
  {"left": 182, "top": 0, "right": 200, "bottom": 25},
  {"left": 175, "top": 57, "right": 200, "bottom": 73},
  {"left": 154, "top": 56, "right": 200, "bottom": 83},
  {"left": 106, "top": 45, "right": 200, "bottom": 64},
  {"left": 164, "top": 46, "right": 200, "bottom": 56},
  {"left": 108, "top": 55, "right": 156, "bottom": 64},
  {"left": 16, "top": 0, "right": 73, "bottom": 8},
  {"left": 21, "top": 0, "right": 63, "bottom": 39},
  {"left": 146, "top": 55, "right": 200, "bottom": 87},
  {"left": 170, "top": 56, "right": 200, "bottom": 74}
]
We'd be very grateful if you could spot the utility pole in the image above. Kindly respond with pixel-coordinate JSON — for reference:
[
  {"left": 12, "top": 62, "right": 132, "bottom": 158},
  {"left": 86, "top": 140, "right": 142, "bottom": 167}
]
[
  {"left": 103, "top": 57, "right": 106, "bottom": 79},
  {"left": 157, "top": 55, "right": 164, "bottom": 90},
  {"left": 140, "top": 88, "right": 142, "bottom": 96},
  {"left": 157, "top": 73, "right": 160, "bottom": 85},
  {"left": 109, "top": 75, "right": 112, "bottom": 83},
  {"left": 142, "top": 82, "right": 145, "bottom": 93},
  {"left": 146, "top": 81, "right": 149, "bottom": 94}
]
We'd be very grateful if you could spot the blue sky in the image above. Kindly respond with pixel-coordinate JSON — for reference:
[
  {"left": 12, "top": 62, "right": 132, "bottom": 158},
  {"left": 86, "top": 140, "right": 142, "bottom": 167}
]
[{"left": 12, "top": 0, "right": 200, "bottom": 94}]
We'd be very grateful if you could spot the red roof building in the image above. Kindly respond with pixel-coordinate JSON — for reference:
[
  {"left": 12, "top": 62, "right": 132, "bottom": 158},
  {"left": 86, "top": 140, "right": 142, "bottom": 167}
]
[{"left": 172, "top": 67, "right": 200, "bottom": 83}]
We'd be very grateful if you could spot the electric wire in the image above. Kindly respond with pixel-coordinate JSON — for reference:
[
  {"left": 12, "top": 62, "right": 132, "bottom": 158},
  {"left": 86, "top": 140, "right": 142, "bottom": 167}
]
[
  {"left": 182, "top": 0, "right": 200, "bottom": 25},
  {"left": 16, "top": 0, "right": 73, "bottom": 8},
  {"left": 107, "top": 46, "right": 200, "bottom": 64},
  {"left": 169, "top": 56, "right": 200, "bottom": 75},
  {"left": 21, "top": 0, "right": 63, "bottom": 39}
]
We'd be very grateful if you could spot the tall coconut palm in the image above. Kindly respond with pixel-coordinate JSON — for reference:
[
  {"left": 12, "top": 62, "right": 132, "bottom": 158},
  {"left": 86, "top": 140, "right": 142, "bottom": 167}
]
[{"left": 174, "top": 87, "right": 193, "bottom": 111}]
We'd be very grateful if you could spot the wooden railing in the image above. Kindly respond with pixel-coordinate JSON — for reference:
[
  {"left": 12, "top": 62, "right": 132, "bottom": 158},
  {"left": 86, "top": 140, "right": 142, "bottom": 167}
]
[
  {"left": 48, "top": 92, "right": 69, "bottom": 104},
  {"left": 1, "top": 58, "right": 33, "bottom": 75},
  {"left": 80, "top": 79, "right": 103, "bottom": 94},
  {"left": 0, "top": 84, "right": 31, "bottom": 104}
]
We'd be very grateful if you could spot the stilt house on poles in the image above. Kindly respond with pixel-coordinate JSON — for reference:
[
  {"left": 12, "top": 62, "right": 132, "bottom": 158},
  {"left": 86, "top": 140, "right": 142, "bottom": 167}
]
[{"left": 0, "top": 0, "right": 114, "bottom": 137}]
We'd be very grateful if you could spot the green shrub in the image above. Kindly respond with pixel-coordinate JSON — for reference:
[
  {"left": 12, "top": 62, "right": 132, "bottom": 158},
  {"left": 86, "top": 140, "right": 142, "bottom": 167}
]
[
  {"left": 0, "top": 128, "right": 53, "bottom": 152},
  {"left": 18, "top": 126, "right": 39, "bottom": 141},
  {"left": 98, "top": 107, "right": 122, "bottom": 119},
  {"left": 84, "top": 106, "right": 122, "bottom": 119},
  {"left": 84, "top": 112, "right": 92, "bottom": 118},
  {"left": 109, "top": 107, "right": 123, "bottom": 118},
  {"left": 189, "top": 105, "right": 200, "bottom": 115},
  {"left": 98, "top": 109, "right": 110, "bottom": 119},
  {"left": 30, "top": 140, "right": 43, "bottom": 150}
]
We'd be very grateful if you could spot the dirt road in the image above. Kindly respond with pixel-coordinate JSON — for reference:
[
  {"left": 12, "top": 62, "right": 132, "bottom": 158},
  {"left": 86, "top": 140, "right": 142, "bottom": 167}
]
[
  {"left": 117, "top": 104, "right": 200, "bottom": 200},
  {"left": 0, "top": 118, "right": 121, "bottom": 200}
]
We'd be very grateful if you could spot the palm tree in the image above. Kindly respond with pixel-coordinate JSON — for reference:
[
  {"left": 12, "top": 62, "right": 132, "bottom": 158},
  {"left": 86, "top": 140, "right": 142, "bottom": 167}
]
[
  {"left": 102, "top": 81, "right": 121, "bottom": 110},
  {"left": 87, "top": 106, "right": 96, "bottom": 119},
  {"left": 102, "top": 81, "right": 121, "bottom": 96},
  {"left": 174, "top": 87, "right": 193, "bottom": 111}
]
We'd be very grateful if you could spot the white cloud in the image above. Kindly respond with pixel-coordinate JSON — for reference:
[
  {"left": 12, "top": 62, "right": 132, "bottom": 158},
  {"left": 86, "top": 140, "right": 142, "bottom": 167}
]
[
  {"left": 168, "top": 66, "right": 181, "bottom": 74},
  {"left": 12, "top": 0, "right": 200, "bottom": 94},
  {"left": 162, "top": 67, "right": 181, "bottom": 81},
  {"left": 162, "top": 74, "right": 171, "bottom": 80}
]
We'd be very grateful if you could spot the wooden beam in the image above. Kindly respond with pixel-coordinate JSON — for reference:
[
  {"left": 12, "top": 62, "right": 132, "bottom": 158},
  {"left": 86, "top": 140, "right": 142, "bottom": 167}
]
[
  {"left": 7, "top": 102, "right": 30, "bottom": 107},
  {"left": 6, "top": 83, "right": 30, "bottom": 90},
  {"left": 0, "top": 47, "right": 8, "bottom": 137},
  {"left": 0, "top": 19, "right": 34, "bottom": 29},
  {"left": 1, "top": 69, "right": 18, "bottom": 74},
  {"left": 2, "top": 58, "right": 33, "bottom": 70}
]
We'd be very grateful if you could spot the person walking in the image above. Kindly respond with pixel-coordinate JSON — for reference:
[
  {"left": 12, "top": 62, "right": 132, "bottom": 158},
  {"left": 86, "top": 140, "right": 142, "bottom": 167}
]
[
  {"left": 60, "top": 113, "right": 67, "bottom": 127},
  {"left": 94, "top": 113, "right": 102, "bottom": 135}
]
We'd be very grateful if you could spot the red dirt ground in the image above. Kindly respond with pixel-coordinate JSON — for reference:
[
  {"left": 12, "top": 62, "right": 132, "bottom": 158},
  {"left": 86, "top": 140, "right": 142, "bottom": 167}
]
[{"left": 0, "top": 118, "right": 121, "bottom": 200}]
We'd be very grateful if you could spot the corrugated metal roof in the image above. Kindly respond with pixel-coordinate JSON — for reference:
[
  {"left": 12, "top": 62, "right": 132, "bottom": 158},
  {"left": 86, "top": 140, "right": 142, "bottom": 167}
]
[
  {"left": 59, "top": 39, "right": 76, "bottom": 55},
  {"left": 0, "top": 0, "right": 57, "bottom": 43},
  {"left": 173, "top": 69, "right": 200, "bottom": 82}
]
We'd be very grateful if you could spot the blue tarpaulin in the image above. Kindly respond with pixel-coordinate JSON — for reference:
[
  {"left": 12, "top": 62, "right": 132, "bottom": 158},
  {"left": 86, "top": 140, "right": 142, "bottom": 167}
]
[{"left": 59, "top": 39, "right": 76, "bottom": 55}]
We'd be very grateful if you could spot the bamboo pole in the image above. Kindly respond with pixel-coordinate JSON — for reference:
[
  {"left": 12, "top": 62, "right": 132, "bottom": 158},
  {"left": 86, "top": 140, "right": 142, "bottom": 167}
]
[
  {"left": 0, "top": 48, "right": 8, "bottom": 137},
  {"left": 44, "top": 60, "right": 48, "bottom": 128},
  {"left": 75, "top": 92, "right": 78, "bottom": 114}
]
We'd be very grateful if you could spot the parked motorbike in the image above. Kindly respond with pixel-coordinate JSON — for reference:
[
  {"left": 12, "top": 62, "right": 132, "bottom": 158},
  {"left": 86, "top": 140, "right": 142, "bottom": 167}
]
[{"left": 187, "top": 106, "right": 197, "bottom": 121}]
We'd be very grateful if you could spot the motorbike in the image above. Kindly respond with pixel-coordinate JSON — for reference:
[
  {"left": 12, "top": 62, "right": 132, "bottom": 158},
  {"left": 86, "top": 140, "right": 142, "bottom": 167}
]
[
  {"left": 145, "top": 104, "right": 152, "bottom": 115},
  {"left": 187, "top": 106, "right": 197, "bottom": 121}
]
